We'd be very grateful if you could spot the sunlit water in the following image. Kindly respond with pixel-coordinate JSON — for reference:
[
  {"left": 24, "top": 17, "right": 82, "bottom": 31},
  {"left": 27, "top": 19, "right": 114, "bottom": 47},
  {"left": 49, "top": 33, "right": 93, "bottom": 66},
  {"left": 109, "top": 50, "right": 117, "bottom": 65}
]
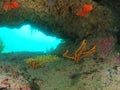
[{"left": 0, "top": 24, "right": 62, "bottom": 53}]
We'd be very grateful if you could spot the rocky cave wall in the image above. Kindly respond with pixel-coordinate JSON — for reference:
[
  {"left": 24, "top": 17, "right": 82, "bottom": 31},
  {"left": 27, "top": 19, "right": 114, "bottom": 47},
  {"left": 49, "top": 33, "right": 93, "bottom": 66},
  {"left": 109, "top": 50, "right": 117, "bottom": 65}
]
[{"left": 0, "top": 0, "right": 118, "bottom": 41}]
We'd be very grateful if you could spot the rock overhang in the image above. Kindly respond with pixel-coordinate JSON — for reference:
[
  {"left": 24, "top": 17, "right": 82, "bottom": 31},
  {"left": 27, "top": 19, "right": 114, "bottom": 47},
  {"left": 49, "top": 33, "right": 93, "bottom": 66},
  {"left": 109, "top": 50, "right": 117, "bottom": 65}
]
[{"left": 0, "top": 0, "right": 119, "bottom": 41}]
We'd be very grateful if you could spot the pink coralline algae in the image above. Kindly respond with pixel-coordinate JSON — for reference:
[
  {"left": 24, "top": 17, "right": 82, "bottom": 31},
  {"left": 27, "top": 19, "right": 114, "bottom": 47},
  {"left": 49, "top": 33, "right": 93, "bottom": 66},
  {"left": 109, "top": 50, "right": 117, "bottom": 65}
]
[
  {"left": 93, "top": 37, "right": 116, "bottom": 55},
  {"left": 114, "top": 55, "right": 120, "bottom": 65},
  {"left": 0, "top": 73, "right": 31, "bottom": 90}
]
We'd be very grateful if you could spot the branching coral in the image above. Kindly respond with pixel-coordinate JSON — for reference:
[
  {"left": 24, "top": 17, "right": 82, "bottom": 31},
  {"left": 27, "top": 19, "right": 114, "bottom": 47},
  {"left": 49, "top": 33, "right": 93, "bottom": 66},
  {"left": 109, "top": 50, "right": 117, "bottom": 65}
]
[
  {"left": 25, "top": 55, "right": 60, "bottom": 69},
  {"left": 63, "top": 40, "right": 96, "bottom": 63}
]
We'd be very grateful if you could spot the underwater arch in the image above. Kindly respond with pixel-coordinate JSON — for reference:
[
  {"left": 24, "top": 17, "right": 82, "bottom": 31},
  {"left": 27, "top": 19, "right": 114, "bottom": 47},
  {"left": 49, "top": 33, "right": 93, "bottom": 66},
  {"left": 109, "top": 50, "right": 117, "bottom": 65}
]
[{"left": 0, "top": 24, "right": 62, "bottom": 53}]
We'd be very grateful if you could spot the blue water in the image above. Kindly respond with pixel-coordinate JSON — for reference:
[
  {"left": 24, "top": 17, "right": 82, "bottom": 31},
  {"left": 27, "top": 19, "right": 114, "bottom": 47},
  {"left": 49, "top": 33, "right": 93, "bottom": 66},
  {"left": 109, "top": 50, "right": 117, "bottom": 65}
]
[{"left": 0, "top": 24, "right": 62, "bottom": 53}]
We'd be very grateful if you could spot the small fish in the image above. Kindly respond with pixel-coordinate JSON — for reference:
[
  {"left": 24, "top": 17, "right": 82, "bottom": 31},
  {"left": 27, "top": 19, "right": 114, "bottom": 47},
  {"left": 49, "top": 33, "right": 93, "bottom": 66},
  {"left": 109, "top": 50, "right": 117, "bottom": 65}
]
[
  {"left": 3, "top": 0, "right": 20, "bottom": 11},
  {"left": 76, "top": 4, "right": 93, "bottom": 17}
]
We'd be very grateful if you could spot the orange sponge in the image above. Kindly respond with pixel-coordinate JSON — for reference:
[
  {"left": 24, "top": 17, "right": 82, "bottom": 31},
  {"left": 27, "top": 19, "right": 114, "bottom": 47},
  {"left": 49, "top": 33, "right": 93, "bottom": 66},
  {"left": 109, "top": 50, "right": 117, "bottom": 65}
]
[
  {"left": 76, "top": 4, "right": 93, "bottom": 17},
  {"left": 3, "top": 1, "right": 20, "bottom": 11}
]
